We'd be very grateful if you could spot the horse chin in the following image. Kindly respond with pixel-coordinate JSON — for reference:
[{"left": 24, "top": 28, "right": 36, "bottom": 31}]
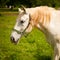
[{"left": 14, "top": 40, "right": 19, "bottom": 45}]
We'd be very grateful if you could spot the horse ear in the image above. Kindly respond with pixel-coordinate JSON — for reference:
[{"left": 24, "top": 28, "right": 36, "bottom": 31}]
[
  {"left": 18, "top": 5, "right": 27, "bottom": 13},
  {"left": 18, "top": 8, "right": 23, "bottom": 13},
  {"left": 21, "top": 5, "right": 26, "bottom": 13}
]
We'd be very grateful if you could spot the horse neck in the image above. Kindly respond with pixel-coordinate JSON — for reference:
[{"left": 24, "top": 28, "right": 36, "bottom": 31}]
[{"left": 27, "top": 6, "right": 56, "bottom": 33}]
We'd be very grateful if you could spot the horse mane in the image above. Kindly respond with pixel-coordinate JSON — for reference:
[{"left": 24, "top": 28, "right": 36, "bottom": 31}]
[{"left": 26, "top": 6, "right": 55, "bottom": 26}]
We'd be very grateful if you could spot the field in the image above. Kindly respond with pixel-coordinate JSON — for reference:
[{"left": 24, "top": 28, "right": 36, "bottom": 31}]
[{"left": 0, "top": 12, "right": 53, "bottom": 60}]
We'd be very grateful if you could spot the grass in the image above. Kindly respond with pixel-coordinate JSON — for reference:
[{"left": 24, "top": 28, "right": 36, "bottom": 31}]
[
  {"left": 0, "top": 8, "right": 18, "bottom": 12},
  {"left": 0, "top": 12, "right": 53, "bottom": 60}
]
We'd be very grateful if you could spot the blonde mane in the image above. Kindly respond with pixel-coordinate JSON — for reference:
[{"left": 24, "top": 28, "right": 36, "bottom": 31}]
[{"left": 27, "top": 6, "right": 55, "bottom": 26}]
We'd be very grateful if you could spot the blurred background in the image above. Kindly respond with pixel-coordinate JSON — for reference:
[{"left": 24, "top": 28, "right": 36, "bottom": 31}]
[
  {"left": 0, "top": 0, "right": 60, "bottom": 8},
  {"left": 0, "top": 0, "right": 60, "bottom": 60}
]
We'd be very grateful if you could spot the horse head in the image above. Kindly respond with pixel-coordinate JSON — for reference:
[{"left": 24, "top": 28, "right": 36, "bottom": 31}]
[{"left": 10, "top": 6, "right": 32, "bottom": 44}]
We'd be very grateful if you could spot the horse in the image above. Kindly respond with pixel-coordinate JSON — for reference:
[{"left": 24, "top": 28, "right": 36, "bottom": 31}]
[{"left": 10, "top": 6, "right": 60, "bottom": 60}]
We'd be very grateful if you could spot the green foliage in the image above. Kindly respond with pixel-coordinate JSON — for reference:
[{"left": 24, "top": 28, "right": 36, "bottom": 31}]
[
  {"left": 0, "top": 12, "right": 53, "bottom": 60},
  {"left": 0, "top": 0, "right": 60, "bottom": 8},
  {"left": 0, "top": 0, "right": 9, "bottom": 7}
]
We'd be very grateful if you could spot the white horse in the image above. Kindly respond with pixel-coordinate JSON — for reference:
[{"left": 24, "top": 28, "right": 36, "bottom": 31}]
[{"left": 10, "top": 6, "right": 60, "bottom": 60}]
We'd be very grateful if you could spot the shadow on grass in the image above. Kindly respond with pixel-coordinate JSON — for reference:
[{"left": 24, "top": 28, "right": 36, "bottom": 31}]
[
  {"left": 4, "top": 54, "right": 51, "bottom": 60},
  {"left": 35, "top": 48, "right": 52, "bottom": 60},
  {"left": 35, "top": 55, "right": 51, "bottom": 60},
  {"left": 35, "top": 41, "right": 52, "bottom": 60}
]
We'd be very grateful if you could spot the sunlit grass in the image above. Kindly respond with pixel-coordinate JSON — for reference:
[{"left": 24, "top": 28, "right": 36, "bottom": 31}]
[{"left": 0, "top": 13, "right": 53, "bottom": 60}]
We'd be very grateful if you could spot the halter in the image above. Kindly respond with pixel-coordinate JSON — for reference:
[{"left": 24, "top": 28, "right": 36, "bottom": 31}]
[{"left": 13, "top": 14, "right": 31, "bottom": 34}]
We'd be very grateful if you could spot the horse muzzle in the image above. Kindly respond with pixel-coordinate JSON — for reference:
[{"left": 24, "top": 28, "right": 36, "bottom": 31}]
[{"left": 10, "top": 36, "right": 19, "bottom": 44}]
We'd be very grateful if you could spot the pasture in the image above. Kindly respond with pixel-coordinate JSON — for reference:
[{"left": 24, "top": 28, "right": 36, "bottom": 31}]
[{"left": 0, "top": 12, "right": 53, "bottom": 60}]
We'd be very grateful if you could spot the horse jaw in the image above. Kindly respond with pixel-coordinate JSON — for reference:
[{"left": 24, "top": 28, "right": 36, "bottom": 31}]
[{"left": 25, "top": 24, "right": 33, "bottom": 33}]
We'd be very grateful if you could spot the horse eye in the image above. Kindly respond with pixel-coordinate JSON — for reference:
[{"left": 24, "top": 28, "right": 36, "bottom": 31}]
[{"left": 20, "top": 20, "right": 25, "bottom": 23}]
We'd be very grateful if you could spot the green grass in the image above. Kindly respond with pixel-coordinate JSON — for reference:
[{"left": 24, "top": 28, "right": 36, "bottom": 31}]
[{"left": 0, "top": 12, "right": 53, "bottom": 60}]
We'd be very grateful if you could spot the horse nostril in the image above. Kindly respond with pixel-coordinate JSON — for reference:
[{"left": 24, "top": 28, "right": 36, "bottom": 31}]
[{"left": 10, "top": 36, "right": 15, "bottom": 42}]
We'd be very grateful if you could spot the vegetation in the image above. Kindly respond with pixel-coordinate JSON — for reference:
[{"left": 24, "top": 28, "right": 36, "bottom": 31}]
[
  {"left": 0, "top": 12, "right": 53, "bottom": 60},
  {"left": 0, "top": 8, "right": 18, "bottom": 12},
  {"left": 0, "top": 0, "right": 60, "bottom": 8}
]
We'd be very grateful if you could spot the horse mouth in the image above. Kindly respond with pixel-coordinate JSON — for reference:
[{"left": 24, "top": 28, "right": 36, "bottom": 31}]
[{"left": 11, "top": 39, "right": 19, "bottom": 44}]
